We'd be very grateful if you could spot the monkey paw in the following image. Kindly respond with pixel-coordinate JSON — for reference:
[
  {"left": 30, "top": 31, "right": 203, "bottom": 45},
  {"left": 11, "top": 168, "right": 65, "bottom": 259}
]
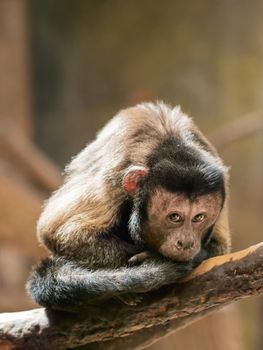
[{"left": 128, "top": 251, "right": 153, "bottom": 265}]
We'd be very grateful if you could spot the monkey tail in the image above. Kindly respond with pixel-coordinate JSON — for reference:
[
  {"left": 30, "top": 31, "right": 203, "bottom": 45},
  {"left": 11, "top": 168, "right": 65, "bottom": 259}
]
[{"left": 26, "top": 256, "right": 193, "bottom": 309}]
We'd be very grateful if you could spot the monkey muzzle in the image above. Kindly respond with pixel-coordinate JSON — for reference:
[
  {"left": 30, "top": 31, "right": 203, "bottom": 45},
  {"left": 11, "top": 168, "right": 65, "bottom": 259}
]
[{"left": 158, "top": 236, "right": 201, "bottom": 262}]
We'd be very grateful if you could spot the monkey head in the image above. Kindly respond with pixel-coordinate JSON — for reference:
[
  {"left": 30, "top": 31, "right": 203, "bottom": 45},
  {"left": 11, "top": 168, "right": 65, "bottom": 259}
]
[
  {"left": 123, "top": 163, "right": 225, "bottom": 262},
  {"left": 141, "top": 188, "right": 222, "bottom": 261}
]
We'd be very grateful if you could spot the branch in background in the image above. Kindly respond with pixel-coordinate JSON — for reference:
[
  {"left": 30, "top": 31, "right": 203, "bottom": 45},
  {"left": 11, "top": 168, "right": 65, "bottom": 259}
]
[
  {"left": 0, "top": 111, "right": 262, "bottom": 193},
  {"left": 0, "top": 242, "right": 263, "bottom": 350},
  {"left": 0, "top": 120, "right": 62, "bottom": 192},
  {"left": 209, "top": 111, "right": 263, "bottom": 150}
]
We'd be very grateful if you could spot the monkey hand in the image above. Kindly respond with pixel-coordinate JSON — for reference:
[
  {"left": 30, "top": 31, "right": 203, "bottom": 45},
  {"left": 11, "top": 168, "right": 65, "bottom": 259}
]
[{"left": 128, "top": 251, "right": 155, "bottom": 265}]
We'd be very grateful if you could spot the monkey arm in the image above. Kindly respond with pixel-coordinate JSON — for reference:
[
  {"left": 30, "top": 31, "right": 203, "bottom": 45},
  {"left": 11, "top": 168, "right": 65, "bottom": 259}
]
[
  {"left": 4, "top": 243, "right": 263, "bottom": 350},
  {"left": 26, "top": 256, "right": 194, "bottom": 310}
]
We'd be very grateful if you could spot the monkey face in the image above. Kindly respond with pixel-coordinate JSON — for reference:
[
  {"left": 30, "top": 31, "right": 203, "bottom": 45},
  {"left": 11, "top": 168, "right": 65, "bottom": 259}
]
[{"left": 142, "top": 187, "right": 223, "bottom": 262}]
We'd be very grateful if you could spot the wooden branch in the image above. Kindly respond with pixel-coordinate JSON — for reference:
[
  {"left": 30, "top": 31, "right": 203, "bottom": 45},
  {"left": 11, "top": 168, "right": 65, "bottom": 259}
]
[
  {"left": 209, "top": 111, "right": 263, "bottom": 149},
  {"left": 1, "top": 242, "right": 263, "bottom": 350},
  {"left": 0, "top": 120, "right": 62, "bottom": 192}
]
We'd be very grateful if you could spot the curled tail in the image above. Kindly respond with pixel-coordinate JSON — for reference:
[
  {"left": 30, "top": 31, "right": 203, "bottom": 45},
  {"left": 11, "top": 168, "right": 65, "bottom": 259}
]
[{"left": 26, "top": 256, "right": 194, "bottom": 309}]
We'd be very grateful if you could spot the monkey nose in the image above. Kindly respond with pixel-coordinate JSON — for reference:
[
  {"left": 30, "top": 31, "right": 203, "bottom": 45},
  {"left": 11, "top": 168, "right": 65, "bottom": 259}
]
[{"left": 175, "top": 240, "right": 194, "bottom": 251}]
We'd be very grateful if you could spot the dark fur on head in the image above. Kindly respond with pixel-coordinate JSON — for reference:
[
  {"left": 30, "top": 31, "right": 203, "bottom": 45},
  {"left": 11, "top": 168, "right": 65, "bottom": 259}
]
[{"left": 147, "top": 136, "right": 225, "bottom": 197}]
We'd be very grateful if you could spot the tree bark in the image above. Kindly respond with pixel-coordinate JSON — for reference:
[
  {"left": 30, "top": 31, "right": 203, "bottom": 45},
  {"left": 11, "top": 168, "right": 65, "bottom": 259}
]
[{"left": 0, "top": 242, "right": 263, "bottom": 350}]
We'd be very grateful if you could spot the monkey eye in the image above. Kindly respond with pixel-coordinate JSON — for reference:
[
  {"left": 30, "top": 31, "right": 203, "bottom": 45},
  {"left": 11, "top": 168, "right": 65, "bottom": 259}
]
[
  {"left": 168, "top": 212, "right": 183, "bottom": 223},
  {"left": 192, "top": 213, "right": 206, "bottom": 222}
]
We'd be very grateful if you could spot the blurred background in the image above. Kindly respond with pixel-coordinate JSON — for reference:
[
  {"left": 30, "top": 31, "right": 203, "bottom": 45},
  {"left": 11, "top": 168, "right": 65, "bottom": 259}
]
[{"left": 0, "top": 0, "right": 262, "bottom": 349}]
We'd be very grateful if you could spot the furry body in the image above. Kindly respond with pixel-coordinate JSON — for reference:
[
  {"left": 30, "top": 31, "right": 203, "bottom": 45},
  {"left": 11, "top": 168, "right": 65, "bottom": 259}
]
[{"left": 27, "top": 102, "right": 231, "bottom": 309}]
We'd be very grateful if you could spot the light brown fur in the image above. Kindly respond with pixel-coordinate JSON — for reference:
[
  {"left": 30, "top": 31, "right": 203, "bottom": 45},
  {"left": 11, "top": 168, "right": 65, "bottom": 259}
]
[{"left": 37, "top": 102, "right": 230, "bottom": 262}]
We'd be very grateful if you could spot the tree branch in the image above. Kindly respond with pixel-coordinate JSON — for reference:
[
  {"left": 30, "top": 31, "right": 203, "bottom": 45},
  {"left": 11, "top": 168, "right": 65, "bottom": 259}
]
[
  {"left": 0, "top": 120, "right": 62, "bottom": 192},
  {"left": 209, "top": 111, "right": 263, "bottom": 149},
  {"left": 1, "top": 242, "right": 263, "bottom": 350}
]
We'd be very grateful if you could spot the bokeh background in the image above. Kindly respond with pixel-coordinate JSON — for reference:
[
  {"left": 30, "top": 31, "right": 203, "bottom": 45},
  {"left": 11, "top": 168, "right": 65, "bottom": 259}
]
[{"left": 0, "top": 1, "right": 263, "bottom": 349}]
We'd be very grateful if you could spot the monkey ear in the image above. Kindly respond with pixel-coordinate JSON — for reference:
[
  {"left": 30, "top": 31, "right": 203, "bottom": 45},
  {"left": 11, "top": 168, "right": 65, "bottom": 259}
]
[{"left": 123, "top": 165, "right": 148, "bottom": 194}]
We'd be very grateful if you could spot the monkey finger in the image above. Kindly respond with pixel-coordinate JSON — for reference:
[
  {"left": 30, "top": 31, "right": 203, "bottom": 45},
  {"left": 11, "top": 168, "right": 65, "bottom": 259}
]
[{"left": 128, "top": 251, "right": 152, "bottom": 265}]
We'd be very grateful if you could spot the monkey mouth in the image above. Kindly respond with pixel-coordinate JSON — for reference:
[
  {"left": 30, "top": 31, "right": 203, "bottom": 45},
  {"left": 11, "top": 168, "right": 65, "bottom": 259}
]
[
  {"left": 171, "top": 249, "right": 207, "bottom": 267},
  {"left": 159, "top": 243, "right": 201, "bottom": 263}
]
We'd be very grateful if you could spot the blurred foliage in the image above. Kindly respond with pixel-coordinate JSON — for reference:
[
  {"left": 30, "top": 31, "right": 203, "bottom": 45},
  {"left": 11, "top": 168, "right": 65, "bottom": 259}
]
[{"left": 30, "top": 0, "right": 263, "bottom": 162}]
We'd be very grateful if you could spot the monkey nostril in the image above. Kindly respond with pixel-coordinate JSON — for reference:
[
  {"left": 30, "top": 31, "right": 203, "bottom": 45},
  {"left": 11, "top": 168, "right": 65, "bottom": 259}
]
[
  {"left": 185, "top": 241, "right": 194, "bottom": 250},
  {"left": 175, "top": 240, "right": 183, "bottom": 250}
]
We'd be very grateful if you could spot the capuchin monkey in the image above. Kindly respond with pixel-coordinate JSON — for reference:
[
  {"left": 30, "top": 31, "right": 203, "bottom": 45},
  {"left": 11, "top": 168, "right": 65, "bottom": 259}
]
[{"left": 27, "top": 102, "right": 230, "bottom": 309}]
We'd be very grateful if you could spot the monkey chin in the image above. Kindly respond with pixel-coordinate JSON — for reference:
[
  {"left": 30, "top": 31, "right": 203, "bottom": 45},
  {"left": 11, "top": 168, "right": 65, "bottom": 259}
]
[{"left": 158, "top": 245, "right": 202, "bottom": 264}]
